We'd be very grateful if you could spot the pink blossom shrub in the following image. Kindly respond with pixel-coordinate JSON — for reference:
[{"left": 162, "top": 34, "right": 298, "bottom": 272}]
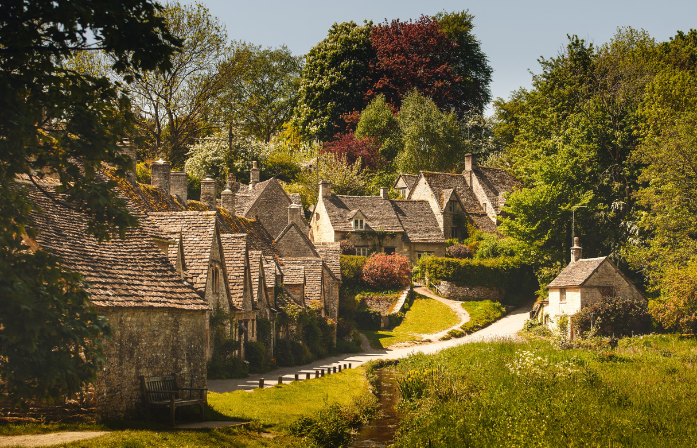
[{"left": 361, "top": 253, "right": 411, "bottom": 289}]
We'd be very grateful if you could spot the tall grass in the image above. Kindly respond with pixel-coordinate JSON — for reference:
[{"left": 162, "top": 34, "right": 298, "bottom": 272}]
[{"left": 394, "top": 335, "right": 697, "bottom": 447}]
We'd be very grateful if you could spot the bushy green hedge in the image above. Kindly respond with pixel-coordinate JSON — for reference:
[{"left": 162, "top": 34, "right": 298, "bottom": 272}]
[
  {"left": 244, "top": 341, "right": 269, "bottom": 373},
  {"left": 419, "top": 256, "right": 536, "bottom": 304},
  {"left": 341, "top": 255, "right": 368, "bottom": 286},
  {"left": 355, "top": 309, "right": 382, "bottom": 330}
]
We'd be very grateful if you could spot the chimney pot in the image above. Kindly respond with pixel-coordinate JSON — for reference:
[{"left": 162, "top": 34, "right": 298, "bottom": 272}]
[
  {"left": 319, "top": 180, "right": 332, "bottom": 198},
  {"left": 150, "top": 159, "right": 171, "bottom": 194},
  {"left": 200, "top": 174, "right": 217, "bottom": 210},
  {"left": 380, "top": 187, "right": 389, "bottom": 199},
  {"left": 465, "top": 153, "right": 476, "bottom": 172},
  {"left": 288, "top": 204, "right": 305, "bottom": 230},
  {"left": 571, "top": 237, "right": 583, "bottom": 263},
  {"left": 170, "top": 171, "right": 188, "bottom": 206},
  {"left": 250, "top": 161, "right": 260, "bottom": 185},
  {"left": 221, "top": 184, "right": 235, "bottom": 214}
]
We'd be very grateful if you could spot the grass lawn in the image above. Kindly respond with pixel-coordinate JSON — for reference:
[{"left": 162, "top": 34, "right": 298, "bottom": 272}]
[
  {"left": 460, "top": 300, "right": 506, "bottom": 334},
  {"left": 394, "top": 334, "right": 697, "bottom": 447},
  {"left": 364, "top": 294, "right": 459, "bottom": 349},
  {"left": 0, "top": 367, "right": 370, "bottom": 447}
]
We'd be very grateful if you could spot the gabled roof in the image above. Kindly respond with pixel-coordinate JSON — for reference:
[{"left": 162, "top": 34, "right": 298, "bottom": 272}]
[
  {"left": 215, "top": 208, "right": 280, "bottom": 259},
  {"left": 315, "top": 242, "right": 342, "bottom": 281},
  {"left": 248, "top": 250, "right": 270, "bottom": 309},
  {"left": 417, "top": 171, "right": 485, "bottom": 215},
  {"left": 475, "top": 167, "right": 520, "bottom": 199},
  {"left": 390, "top": 200, "right": 446, "bottom": 243},
  {"left": 282, "top": 258, "right": 325, "bottom": 308},
  {"left": 147, "top": 211, "right": 218, "bottom": 292},
  {"left": 22, "top": 182, "right": 208, "bottom": 311},
  {"left": 547, "top": 257, "right": 607, "bottom": 288},
  {"left": 322, "top": 195, "right": 403, "bottom": 233},
  {"left": 275, "top": 222, "right": 321, "bottom": 258},
  {"left": 219, "top": 233, "right": 251, "bottom": 311},
  {"left": 394, "top": 174, "right": 419, "bottom": 191}
]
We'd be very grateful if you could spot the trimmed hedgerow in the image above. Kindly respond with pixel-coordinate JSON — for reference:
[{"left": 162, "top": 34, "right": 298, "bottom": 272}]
[
  {"left": 340, "top": 255, "right": 367, "bottom": 286},
  {"left": 573, "top": 296, "right": 651, "bottom": 338},
  {"left": 361, "top": 253, "right": 411, "bottom": 290},
  {"left": 419, "top": 256, "right": 536, "bottom": 304}
]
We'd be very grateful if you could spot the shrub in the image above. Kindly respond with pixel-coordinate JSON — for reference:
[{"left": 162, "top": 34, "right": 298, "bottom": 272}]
[
  {"left": 355, "top": 309, "right": 382, "bottom": 330},
  {"left": 440, "top": 329, "right": 465, "bottom": 340},
  {"left": 290, "top": 340, "right": 312, "bottom": 365},
  {"left": 341, "top": 255, "right": 367, "bottom": 286},
  {"left": 321, "top": 131, "right": 384, "bottom": 170},
  {"left": 573, "top": 296, "right": 651, "bottom": 338},
  {"left": 244, "top": 341, "right": 268, "bottom": 373},
  {"left": 275, "top": 339, "right": 294, "bottom": 367},
  {"left": 460, "top": 300, "right": 506, "bottom": 334},
  {"left": 361, "top": 253, "right": 411, "bottom": 290},
  {"left": 446, "top": 244, "right": 471, "bottom": 259},
  {"left": 340, "top": 239, "right": 356, "bottom": 255},
  {"left": 651, "top": 262, "right": 697, "bottom": 334}
]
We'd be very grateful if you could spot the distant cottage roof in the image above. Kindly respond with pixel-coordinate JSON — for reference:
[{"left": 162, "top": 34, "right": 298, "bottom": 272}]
[
  {"left": 315, "top": 242, "right": 342, "bottom": 281},
  {"left": 22, "top": 182, "right": 208, "bottom": 311},
  {"left": 394, "top": 174, "right": 419, "bottom": 191},
  {"left": 547, "top": 257, "right": 607, "bottom": 288},
  {"left": 323, "top": 195, "right": 404, "bottom": 233},
  {"left": 390, "top": 200, "right": 446, "bottom": 243},
  {"left": 219, "top": 233, "right": 250, "bottom": 310},
  {"left": 283, "top": 258, "right": 325, "bottom": 307}
]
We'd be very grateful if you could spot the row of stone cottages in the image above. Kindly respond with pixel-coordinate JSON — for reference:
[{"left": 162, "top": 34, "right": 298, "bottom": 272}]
[{"left": 18, "top": 156, "right": 341, "bottom": 419}]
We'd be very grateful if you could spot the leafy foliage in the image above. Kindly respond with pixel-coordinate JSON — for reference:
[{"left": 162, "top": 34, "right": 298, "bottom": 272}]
[
  {"left": 321, "top": 131, "right": 384, "bottom": 170},
  {"left": 354, "top": 94, "right": 401, "bottom": 161},
  {"left": 0, "top": 0, "right": 179, "bottom": 405},
  {"left": 650, "top": 261, "right": 697, "bottom": 334},
  {"left": 292, "top": 153, "right": 368, "bottom": 207},
  {"left": 459, "top": 300, "right": 506, "bottom": 334},
  {"left": 446, "top": 244, "right": 472, "bottom": 259},
  {"left": 355, "top": 309, "right": 382, "bottom": 331},
  {"left": 573, "top": 296, "right": 650, "bottom": 338},
  {"left": 361, "top": 253, "right": 411, "bottom": 290}
]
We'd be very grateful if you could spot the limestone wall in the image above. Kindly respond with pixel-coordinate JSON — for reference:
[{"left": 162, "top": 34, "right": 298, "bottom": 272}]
[
  {"left": 93, "top": 307, "right": 208, "bottom": 421},
  {"left": 409, "top": 178, "right": 444, "bottom": 233},
  {"left": 546, "top": 287, "right": 582, "bottom": 324},
  {"left": 437, "top": 281, "right": 504, "bottom": 301},
  {"left": 310, "top": 199, "right": 335, "bottom": 243}
]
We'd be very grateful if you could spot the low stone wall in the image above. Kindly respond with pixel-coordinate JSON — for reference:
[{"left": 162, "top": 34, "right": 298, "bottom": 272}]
[
  {"left": 92, "top": 307, "right": 208, "bottom": 421},
  {"left": 381, "top": 286, "right": 412, "bottom": 329},
  {"left": 436, "top": 281, "right": 504, "bottom": 301}
]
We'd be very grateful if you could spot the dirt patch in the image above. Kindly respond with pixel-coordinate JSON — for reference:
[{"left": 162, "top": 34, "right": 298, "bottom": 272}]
[{"left": 0, "top": 431, "right": 108, "bottom": 447}]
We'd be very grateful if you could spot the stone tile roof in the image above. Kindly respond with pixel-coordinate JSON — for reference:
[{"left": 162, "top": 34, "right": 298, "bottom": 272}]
[
  {"left": 476, "top": 167, "right": 520, "bottom": 198},
  {"left": 248, "top": 250, "right": 268, "bottom": 308},
  {"left": 323, "top": 195, "right": 403, "bottom": 233},
  {"left": 215, "top": 208, "right": 280, "bottom": 259},
  {"left": 419, "top": 171, "right": 484, "bottom": 214},
  {"left": 147, "top": 212, "right": 218, "bottom": 292},
  {"left": 469, "top": 214, "right": 497, "bottom": 234},
  {"left": 234, "top": 178, "right": 274, "bottom": 216},
  {"left": 390, "top": 200, "right": 446, "bottom": 243},
  {"left": 22, "top": 182, "right": 208, "bottom": 311},
  {"left": 219, "top": 233, "right": 249, "bottom": 310},
  {"left": 315, "top": 242, "right": 342, "bottom": 281},
  {"left": 282, "top": 265, "right": 305, "bottom": 285},
  {"left": 547, "top": 257, "right": 607, "bottom": 288},
  {"left": 282, "top": 258, "right": 324, "bottom": 308},
  {"left": 394, "top": 174, "right": 419, "bottom": 191},
  {"left": 276, "top": 222, "right": 321, "bottom": 258}
]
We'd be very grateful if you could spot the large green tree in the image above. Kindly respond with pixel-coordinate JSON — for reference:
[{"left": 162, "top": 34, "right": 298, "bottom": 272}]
[
  {"left": 0, "top": 0, "right": 178, "bottom": 405},
  {"left": 293, "top": 21, "right": 373, "bottom": 141}
]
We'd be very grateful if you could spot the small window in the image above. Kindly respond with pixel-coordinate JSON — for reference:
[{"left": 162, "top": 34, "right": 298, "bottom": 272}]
[
  {"left": 448, "top": 201, "right": 456, "bottom": 213},
  {"left": 211, "top": 267, "right": 219, "bottom": 291},
  {"left": 384, "top": 247, "right": 396, "bottom": 255},
  {"left": 451, "top": 227, "right": 458, "bottom": 239},
  {"left": 356, "top": 247, "right": 369, "bottom": 257},
  {"left": 560, "top": 288, "right": 566, "bottom": 303},
  {"left": 353, "top": 219, "right": 364, "bottom": 230}
]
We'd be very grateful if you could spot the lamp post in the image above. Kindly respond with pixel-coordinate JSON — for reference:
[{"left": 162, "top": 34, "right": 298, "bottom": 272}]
[{"left": 571, "top": 205, "right": 587, "bottom": 246}]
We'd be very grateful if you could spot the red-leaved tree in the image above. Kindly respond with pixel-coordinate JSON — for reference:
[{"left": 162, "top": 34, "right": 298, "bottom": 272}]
[
  {"left": 361, "top": 253, "right": 411, "bottom": 289},
  {"left": 367, "top": 16, "right": 463, "bottom": 113},
  {"left": 321, "top": 131, "right": 385, "bottom": 170}
]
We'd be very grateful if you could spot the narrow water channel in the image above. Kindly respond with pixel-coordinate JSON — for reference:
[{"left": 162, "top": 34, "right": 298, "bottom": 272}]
[{"left": 350, "top": 369, "right": 402, "bottom": 447}]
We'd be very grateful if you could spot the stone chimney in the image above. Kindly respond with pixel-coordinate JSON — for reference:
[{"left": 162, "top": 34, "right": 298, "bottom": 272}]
[
  {"left": 463, "top": 153, "right": 476, "bottom": 187},
  {"left": 170, "top": 171, "right": 188, "bottom": 206},
  {"left": 288, "top": 204, "right": 304, "bottom": 227},
  {"left": 571, "top": 237, "right": 583, "bottom": 263},
  {"left": 250, "top": 161, "right": 260, "bottom": 185},
  {"left": 221, "top": 183, "right": 235, "bottom": 214},
  {"left": 116, "top": 138, "right": 136, "bottom": 183},
  {"left": 200, "top": 174, "right": 217, "bottom": 210},
  {"left": 150, "top": 158, "right": 171, "bottom": 194},
  {"left": 380, "top": 187, "right": 389, "bottom": 199},
  {"left": 319, "top": 180, "right": 332, "bottom": 198}
]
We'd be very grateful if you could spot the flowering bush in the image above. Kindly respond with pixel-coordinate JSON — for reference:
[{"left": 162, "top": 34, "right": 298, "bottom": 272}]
[
  {"left": 340, "top": 239, "right": 356, "bottom": 255},
  {"left": 446, "top": 244, "right": 471, "bottom": 259},
  {"left": 573, "top": 295, "right": 651, "bottom": 338},
  {"left": 361, "top": 253, "right": 411, "bottom": 290}
]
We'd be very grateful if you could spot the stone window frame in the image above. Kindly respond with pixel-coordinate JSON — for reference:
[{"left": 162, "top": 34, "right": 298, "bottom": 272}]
[
  {"left": 559, "top": 288, "right": 566, "bottom": 303},
  {"left": 448, "top": 200, "right": 457, "bottom": 213},
  {"left": 211, "top": 267, "right": 219, "bottom": 292},
  {"left": 356, "top": 246, "right": 369, "bottom": 257},
  {"left": 353, "top": 218, "right": 365, "bottom": 231},
  {"left": 451, "top": 227, "right": 458, "bottom": 239}
]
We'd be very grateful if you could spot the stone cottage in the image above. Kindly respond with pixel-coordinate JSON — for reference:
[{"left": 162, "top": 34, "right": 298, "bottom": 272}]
[
  {"left": 541, "top": 238, "right": 646, "bottom": 335},
  {"left": 401, "top": 153, "right": 520, "bottom": 237},
  {"left": 21, "top": 180, "right": 209, "bottom": 420},
  {"left": 310, "top": 181, "right": 445, "bottom": 264}
]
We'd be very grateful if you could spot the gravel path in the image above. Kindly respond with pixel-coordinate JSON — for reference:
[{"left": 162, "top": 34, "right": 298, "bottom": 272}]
[{"left": 0, "top": 431, "right": 109, "bottom": 448}]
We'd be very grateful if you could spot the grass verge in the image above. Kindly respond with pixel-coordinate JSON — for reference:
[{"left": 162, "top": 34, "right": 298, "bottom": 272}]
[
  {"left": 459, "top": 300, "right": 506, "bottom": 334},
  {"left": 394, "top": 334, "right": 697, "bottom": 447},
  {"left": 364, "top": 295, "right": 459, "bottom": 349}
]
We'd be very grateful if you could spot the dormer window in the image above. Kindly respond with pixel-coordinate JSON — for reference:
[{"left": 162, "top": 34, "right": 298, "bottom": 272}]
[
  {"left": 448, "top": 200, "right": 456, "bottom": 213},
  {"left": 353, "top": 219, "right": 364, "bottom": 230}
]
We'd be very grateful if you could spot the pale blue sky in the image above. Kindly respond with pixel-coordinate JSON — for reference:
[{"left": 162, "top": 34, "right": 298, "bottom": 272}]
[{"left": 183, "top": 0, "right": 697, "bottom": 112}]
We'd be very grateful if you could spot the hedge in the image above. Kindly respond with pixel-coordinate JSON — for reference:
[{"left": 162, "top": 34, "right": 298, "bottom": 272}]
[
  {"left": 340, "top": 255, "right": 368, "bottom": 286},
  {"left": 355, "top": 309, "right": 382, "bottom": 330},
  {"left": 419, "top": 256, "right": 537, "bottom": 304}
]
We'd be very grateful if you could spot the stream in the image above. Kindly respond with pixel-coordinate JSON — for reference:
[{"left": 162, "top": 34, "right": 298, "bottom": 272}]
[{"left": 350, "top": 369, "right": 402, "bottom": 447}]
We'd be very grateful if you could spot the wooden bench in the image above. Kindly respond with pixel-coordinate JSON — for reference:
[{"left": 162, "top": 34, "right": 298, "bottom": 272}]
[{"left": 141, "top": 374, "right": 207, "bottom": 426}]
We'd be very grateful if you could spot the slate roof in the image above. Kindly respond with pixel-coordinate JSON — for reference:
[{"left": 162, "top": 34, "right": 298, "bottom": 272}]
[
  {"left": 418, "top": 171, "right": 484, "bottom": 214},
  {"left": 282, "top": 258, "right": 325, "bottom": 307},
  {"left": 147, "top": 212, "right": 218, "bottom": 292},
  {"left": 216, "top": 208, "right": 280, "bottom": 259},
  {"left": 219, "top": 233, "right": 249, "bottom": 310},
  {"left": 394, "top": 174, "right": 419, "bottom": 191},
  {"left": 22, "top": 181, "right": 208, "bottom": 311},
  {"left": 323, "top": 195, "right": 403, "bottom": 233},
  {"left": 276, "top": 222, "right": 321, "bottom": 258},
  {"left": 248, "top": 250, "right": 268, "bottom": 308},
  {"left": 390, "top": 200, "right": 446, "bottom": 243},
  {"left": 234, "top": 178, "right": 274, "bottom": 216},
  {"left": 547, "top": 257, "right": 607, "bottom": 288},
  {"left": 315, "top": 242, "right": 342, "bottom": 281},
  {"left": 476, "top": 167, "right": 520, "bottom": 199}
]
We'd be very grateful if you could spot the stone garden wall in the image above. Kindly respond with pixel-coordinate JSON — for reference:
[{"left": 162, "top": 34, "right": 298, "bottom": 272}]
[{"left": 436, "top": 281, "right": 505, "bottom": 301}]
